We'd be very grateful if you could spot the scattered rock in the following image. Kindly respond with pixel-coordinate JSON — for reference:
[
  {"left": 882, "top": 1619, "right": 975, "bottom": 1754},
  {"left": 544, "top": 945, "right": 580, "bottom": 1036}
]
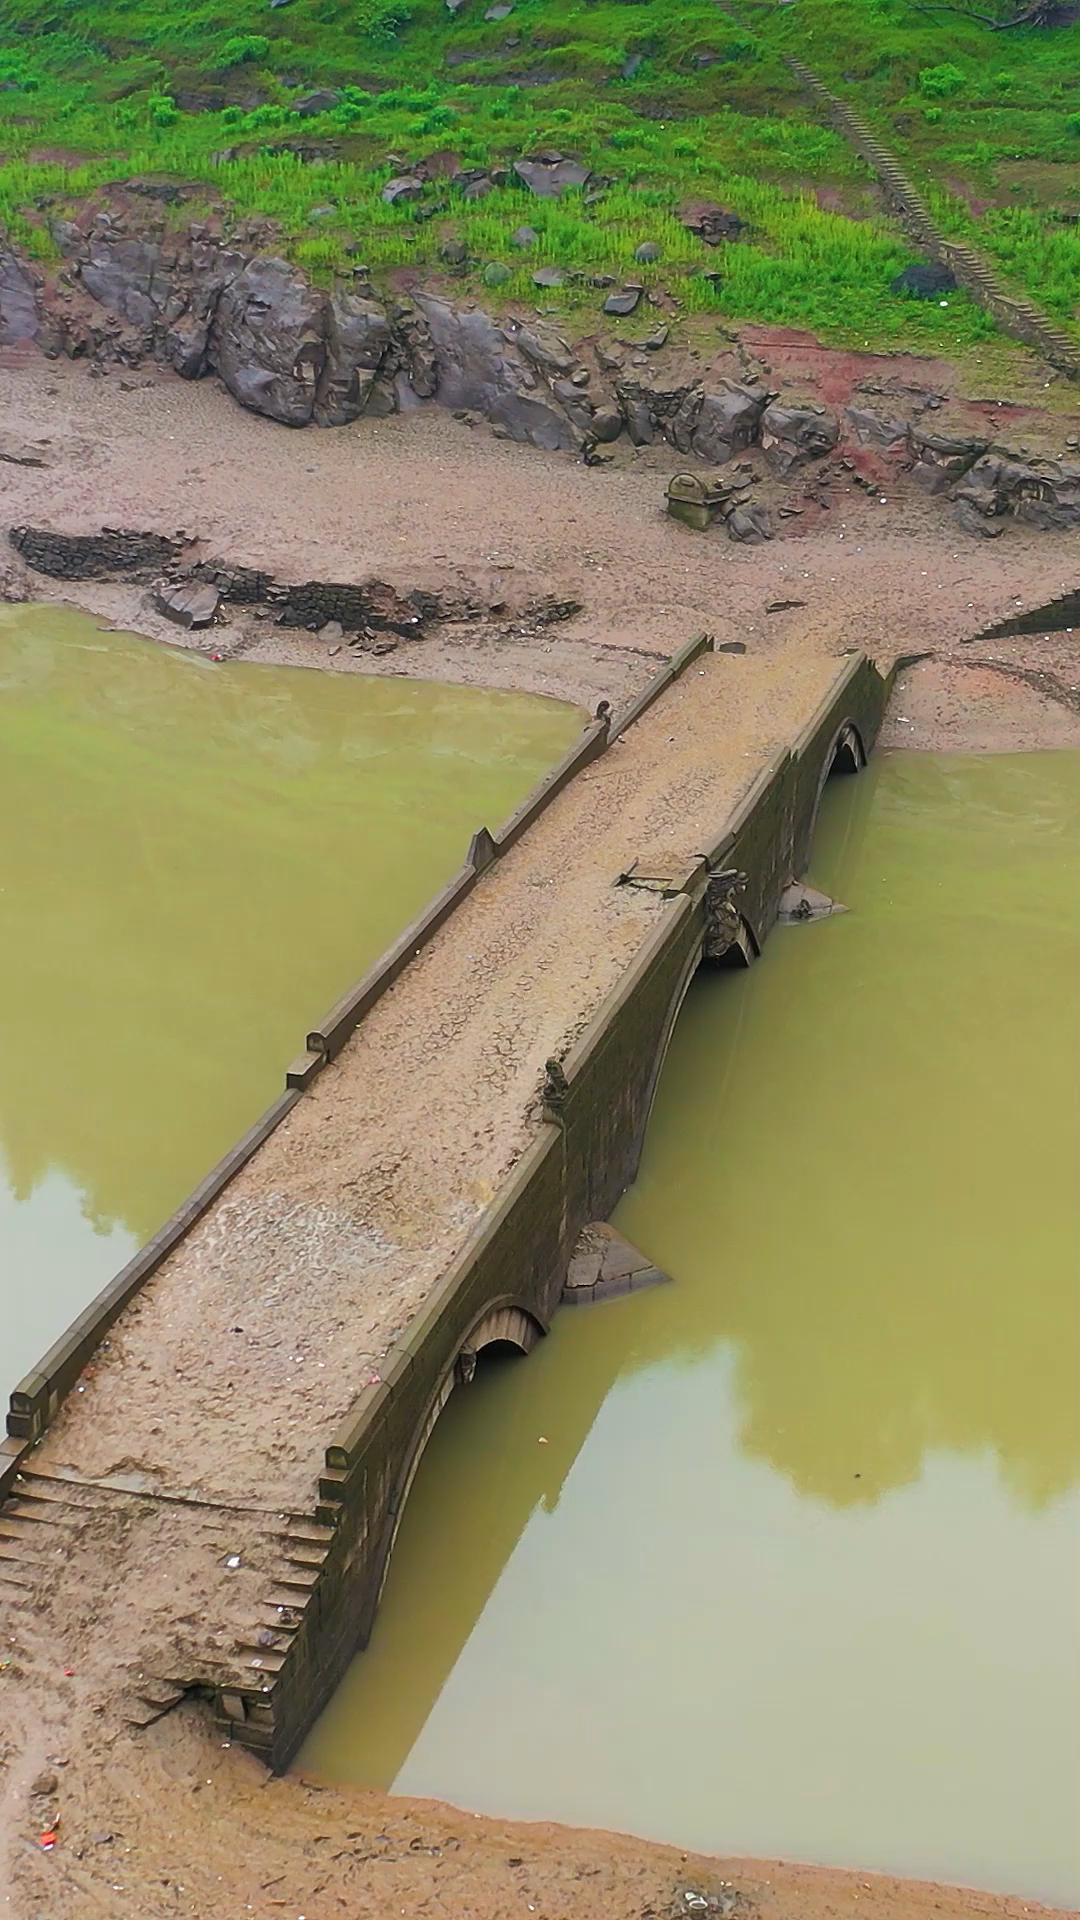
[
  {"left": 532, "top": 266, "right": 564, "bottom": 288},
  {"left": 154, "top": 582, "right": 221, "bottom": 628},
  {"left": 30, "top": 1772, "right": 58, "bottom": 1798},
  {"left": 890, "top": 260, "right": 957, "bottom": 299},
  {"left": 484, "top": 1, "right": 513, "bottom": 15},
  {"left": 634, "top": 240, "right": 661, "bottom": 263},
  {"left": 439, "top": 238, "right": 468, "bottom": 266},
  {"left": 510, "top": 225, "right": 538, "bottom": 248},
  {"left": 681, "top": 203, "right": 747, "bottom": 246},
  {"left": 482, "top": 261, "right": 511, "bottom": 287},
  {"left": 603, "top": 285, "right": 643, "bottom": 316}
]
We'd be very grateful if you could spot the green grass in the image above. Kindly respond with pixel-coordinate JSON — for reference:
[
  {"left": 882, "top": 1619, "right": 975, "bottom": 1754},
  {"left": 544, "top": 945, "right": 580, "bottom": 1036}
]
[
  {"left": 751, "top": 0, "right": 1080, "bottom": 336},
  {"left": 0, "top": 0, "right": 1076, "bottom": 354}
]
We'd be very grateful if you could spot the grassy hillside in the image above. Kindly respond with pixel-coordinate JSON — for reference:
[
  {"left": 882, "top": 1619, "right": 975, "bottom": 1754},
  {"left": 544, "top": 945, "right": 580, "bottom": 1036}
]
[{"left": 1, "top": 0, "right": 1078, "bottom": 355}]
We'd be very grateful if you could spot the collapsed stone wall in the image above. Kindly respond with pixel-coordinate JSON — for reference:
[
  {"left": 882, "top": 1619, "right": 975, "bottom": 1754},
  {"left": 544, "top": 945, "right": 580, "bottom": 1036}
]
[{"left": 2, "top": 203, "right": 1079, "bottom": 537}]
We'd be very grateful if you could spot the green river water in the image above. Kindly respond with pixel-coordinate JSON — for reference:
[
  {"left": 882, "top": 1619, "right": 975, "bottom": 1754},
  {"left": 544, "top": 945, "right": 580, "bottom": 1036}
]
[
  {"left": 300, "top": 749, "right": 1080, "bottom": 1909},
  {"left": 0, "top": 602, "right": 580, "bottom": 1395}
]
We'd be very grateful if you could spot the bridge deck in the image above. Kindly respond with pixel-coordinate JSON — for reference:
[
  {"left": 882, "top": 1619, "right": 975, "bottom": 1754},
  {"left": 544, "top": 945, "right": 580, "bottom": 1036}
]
[{"left": 4, "top": 644, "right": 841, "bottom": 1713}]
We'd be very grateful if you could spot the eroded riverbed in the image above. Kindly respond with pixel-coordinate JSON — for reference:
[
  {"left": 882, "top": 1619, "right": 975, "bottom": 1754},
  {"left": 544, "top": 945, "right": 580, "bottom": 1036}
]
[
  {"left": 300, "top": 749, "right": 1080, "bottom": 1908},
  {"left": 0, "top": 602, "right": 580, "bottom": 1394}
]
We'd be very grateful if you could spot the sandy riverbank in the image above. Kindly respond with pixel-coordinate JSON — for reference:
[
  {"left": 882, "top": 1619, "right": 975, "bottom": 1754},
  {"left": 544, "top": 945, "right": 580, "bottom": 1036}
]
[
  {"left": 1, "top": 355, "right": 1078, "bottom": 745},
  {"left": 1, "top": 355, "right": 1078, "bottom": 1920}
]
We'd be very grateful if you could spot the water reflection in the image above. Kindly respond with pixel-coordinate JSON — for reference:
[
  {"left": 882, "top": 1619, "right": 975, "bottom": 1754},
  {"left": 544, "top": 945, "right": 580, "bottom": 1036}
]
[
  {"left": 0, "top": 603, "right": 580, "bottom": 1389},
  {"left": 301, "top": 751, "right": 1080, "bottom": 1905}
]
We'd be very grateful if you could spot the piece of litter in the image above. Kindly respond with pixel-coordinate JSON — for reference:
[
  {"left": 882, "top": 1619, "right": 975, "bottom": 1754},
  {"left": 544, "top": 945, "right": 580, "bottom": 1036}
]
[
  {"left": 225, "top": 1555, "right": 242, "bottom": 1570},
  {"left": 39, "top": 1831, "right": 57, "bottom": 1851},
  {"left": 538, "top": 1436, "right": 548, "bottom": 1444}
]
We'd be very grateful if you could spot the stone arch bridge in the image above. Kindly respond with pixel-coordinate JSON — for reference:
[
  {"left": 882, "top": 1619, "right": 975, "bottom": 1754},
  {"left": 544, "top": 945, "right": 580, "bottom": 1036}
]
[{"left": 1, "top": 639, "right": 892, "bottom": 1769}]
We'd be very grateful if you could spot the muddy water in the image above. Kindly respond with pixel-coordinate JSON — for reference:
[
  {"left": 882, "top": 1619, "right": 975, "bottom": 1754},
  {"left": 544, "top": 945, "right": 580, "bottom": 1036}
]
[
  {"left": 0, "top": 603, "right": 580, "bottom": 1394},
  {"left": 301, "top": 750, "right": 1080, "bottom": 1908}
]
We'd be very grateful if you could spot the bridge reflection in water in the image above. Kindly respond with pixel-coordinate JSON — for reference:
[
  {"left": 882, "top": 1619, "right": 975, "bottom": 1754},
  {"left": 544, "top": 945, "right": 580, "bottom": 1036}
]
[{"left": 300, "top": 750, "right": 1080, "bottom": 1912}]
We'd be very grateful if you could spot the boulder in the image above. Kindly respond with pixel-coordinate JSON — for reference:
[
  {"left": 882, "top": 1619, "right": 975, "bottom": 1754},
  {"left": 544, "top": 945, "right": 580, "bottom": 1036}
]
[
  {"left": 760, "top": 403, "right": 839, "bottom": 474},
  {"left": 845, "top": 404, "right": 909, "bottom": 452},
  {"left": 293, "top": 89, "right": 341, "bottom": 115},
  {"left": 727, "top": 503, "right": 772, "bottom": 544},
  {"left": 314, "top": 287, "right": 392, "bottom": 425},
  {"left": 514, "top": 323, "right": 575, "bottom": 379},
  {"left": 154, "top": 582, "right": 220, "bottom": 628},
  {"left": 209, "top": 256, "right": 328, "bottom": 426},
  {"left": 690, "top": 383, "right": 770, "bottom": 464},
  {"left": 615, "top": 371, "right": 703, "bottom": 448},
  {"left": 513, "top": 154, "right": 589, "bottom": 197},
  {"left": 890, "top": 260, "right": 957, "bottom": 299},
  {"left": 588, "top": 405, "right": 624, "bottom": 444},
  {"left": 382, "top": 176, "right": 425, "bottom": 205}
]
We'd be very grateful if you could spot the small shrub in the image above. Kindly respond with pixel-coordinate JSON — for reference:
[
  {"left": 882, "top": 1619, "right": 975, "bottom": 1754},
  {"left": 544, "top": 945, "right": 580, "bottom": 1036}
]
[
  {"left": 918, "top": 63, "right": 966, "bottom": 100},
  {"left": 923, "top": 106, "right": 942, "bottom": 125},
  {"left": 220, "top": 35, "right": 271, "bottom": 69},
  {"left": 148, "top": 90, "right": 178, "bottom": 128},
  {"left": 366, "top": 5, "right": 412, "bottom": 46}
]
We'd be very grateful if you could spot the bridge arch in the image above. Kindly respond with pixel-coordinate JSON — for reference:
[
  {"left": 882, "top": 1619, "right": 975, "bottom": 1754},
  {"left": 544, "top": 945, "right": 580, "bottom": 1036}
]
[{"left": 369, "top": 1299, "right": 544, "bottom": 1615}]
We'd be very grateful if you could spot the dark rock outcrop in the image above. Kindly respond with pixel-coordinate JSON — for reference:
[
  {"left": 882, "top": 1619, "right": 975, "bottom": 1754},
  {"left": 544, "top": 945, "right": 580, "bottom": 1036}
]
[
  {"left": 209, "top": 256, "right": 327, "bottom": 426},
  {"left": 908, "top": 427, "right": 987, "bottom": 494},
  {"left": 313, "top": 286, "right": 392, "bottom": 426},
  {"left": 760, "top": 403, "right": 840, "bottom": 474},
  {"left": 690, "top": 383, "right": 771, "bottom": 464},
  {"left": 0, "top": 249, "right": 41, "bottom": 344},
  {"left": 413, "top": 296, "right": 586, "bottom": 450},
  {"left": 951, "top": 454, "right": 1080, "bottom": 534},
  {"left": 845, "top": 405, "right": 909, "bottom": 452}
]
